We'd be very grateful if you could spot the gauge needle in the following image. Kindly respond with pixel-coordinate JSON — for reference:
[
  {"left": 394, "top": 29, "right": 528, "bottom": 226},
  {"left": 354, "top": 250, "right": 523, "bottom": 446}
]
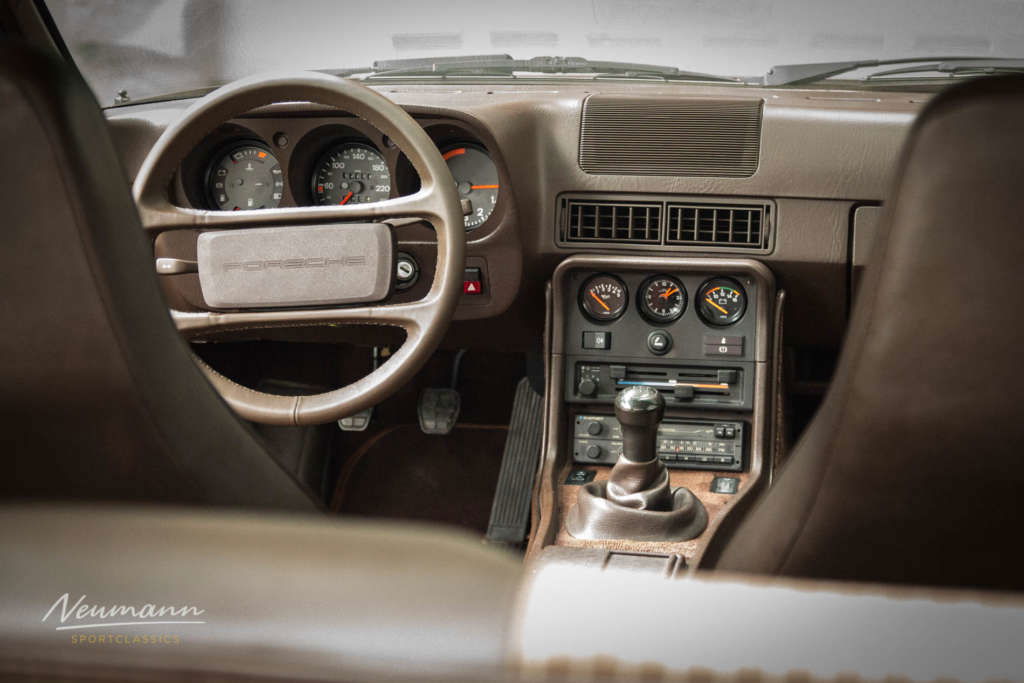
[
  {"left": 589, "top": 291, "right": 611, "bottom": 311},
  {"left": 705, "top": 298, "right": 729, "bottom": 315},
  {"left": 470, "top": 184, "right": 499, "bottom": 189},
  {"left": 660, "top": 287, "right": 679, "bottom": 299},
  {"left": 339, "top": 191, "right": 354, "bottom": 205}
]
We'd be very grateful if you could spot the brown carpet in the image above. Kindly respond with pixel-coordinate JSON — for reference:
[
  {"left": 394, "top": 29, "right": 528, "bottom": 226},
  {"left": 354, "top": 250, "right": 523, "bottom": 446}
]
[{"left": 331, "top": 423, "right": 508, "bottom": 533}]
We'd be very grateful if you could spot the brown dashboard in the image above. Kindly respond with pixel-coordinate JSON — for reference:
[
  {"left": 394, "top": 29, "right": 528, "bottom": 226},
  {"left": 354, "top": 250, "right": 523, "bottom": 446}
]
[{"left": 106, "top": 80, "right": 924, "bottom": 352}]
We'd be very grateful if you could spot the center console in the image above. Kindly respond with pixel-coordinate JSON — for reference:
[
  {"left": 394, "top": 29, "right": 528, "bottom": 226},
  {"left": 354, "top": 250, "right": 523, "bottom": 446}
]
[{"left": 528, "top": 255, "right": 779, "bottom": 567}]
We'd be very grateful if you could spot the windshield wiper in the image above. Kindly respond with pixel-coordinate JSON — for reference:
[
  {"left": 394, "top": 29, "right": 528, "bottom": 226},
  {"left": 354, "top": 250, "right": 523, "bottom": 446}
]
[
  {"left": 332, "top": 54, "right": 741, "bottom": 83},
  {"left": 763, "top": 56, "right": 1024, "bottom": 86},
  {"left": 865, "top": 58, "right": 1024, "bottom": 80}
]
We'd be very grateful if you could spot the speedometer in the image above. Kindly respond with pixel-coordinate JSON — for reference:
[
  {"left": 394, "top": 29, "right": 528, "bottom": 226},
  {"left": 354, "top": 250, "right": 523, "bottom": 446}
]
[{"left": 311, "top": 142, "right": 391, "bottom": 205}]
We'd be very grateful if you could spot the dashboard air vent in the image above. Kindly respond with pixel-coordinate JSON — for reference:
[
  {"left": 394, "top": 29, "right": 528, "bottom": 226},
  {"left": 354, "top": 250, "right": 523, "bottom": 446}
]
[
  {"left": 564, "top": 200, "right": 661, "bottom": 244},
  {"left": 580, "top": 96, "right": 763, "bottom": 177},
  {"left": 666, "top": 203, "right": 767, "bottom": 248}
]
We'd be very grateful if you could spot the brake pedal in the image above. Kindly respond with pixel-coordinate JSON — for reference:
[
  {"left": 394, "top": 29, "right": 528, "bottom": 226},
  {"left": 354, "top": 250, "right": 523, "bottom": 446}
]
[{"left": 418, "top": 388, "right": 460, "bottom": 435}]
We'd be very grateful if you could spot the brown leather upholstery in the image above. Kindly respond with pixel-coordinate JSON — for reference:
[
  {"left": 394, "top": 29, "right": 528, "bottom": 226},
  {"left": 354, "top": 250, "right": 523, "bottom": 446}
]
[
  {"left": 707, "top": 75, "right": 1024, "bottom": 590},
  {"left": 0, "top": 42, "right": 315, "bottom": 510},
  {"left": 0, "top": 505, "right": 521, "bottom": 681}
]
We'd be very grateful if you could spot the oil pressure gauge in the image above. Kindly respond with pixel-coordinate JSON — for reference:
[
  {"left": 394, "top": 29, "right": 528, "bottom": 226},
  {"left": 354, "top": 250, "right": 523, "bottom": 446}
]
[
  {"left": 579, "top": 274, "right": 628, "bottom": 322},
  {"left": 639, "top": 275, "right": 687, "bottom": 323},
  {"left": 697, "top": 278, "right": 747, "bottom": 326}
]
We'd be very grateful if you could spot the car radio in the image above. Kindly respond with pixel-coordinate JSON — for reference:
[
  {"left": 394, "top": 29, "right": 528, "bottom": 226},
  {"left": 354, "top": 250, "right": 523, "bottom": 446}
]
[{"left": 572, "top": 414, "right": 745, "bottom": 471}]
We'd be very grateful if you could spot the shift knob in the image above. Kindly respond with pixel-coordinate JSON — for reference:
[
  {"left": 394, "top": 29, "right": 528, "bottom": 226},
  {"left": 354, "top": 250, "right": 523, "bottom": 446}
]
[{"left": 614, "top": 386, "right": 665, "bottom": 462}]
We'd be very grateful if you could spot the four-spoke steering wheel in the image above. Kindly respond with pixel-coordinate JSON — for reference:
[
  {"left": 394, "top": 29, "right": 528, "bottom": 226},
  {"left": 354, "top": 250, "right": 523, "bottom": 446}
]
[{"left": 133, "top": 73, "right": 465, "bottom": 426}]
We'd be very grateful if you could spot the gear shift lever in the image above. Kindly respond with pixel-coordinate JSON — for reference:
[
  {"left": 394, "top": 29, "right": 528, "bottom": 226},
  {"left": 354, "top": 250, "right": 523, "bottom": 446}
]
[
  {"left": 616, "top": 386, "right": 664, "bottom": 463},
  {"left": 606, "top": 386, "right": 674, "bottom": 510},
  {"left": 566, "top": 386, "right": 708, "bottom": 541}
]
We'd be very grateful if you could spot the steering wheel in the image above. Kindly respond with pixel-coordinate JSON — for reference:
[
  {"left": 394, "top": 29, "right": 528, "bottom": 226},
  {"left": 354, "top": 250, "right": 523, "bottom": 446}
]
[{"left": 132, "top": 73, "right": 464, "bottom": 426}]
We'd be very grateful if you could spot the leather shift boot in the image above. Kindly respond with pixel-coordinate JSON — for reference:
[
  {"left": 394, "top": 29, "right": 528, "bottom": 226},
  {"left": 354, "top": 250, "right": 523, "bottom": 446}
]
[{"left": 566, "top": 454, "right": 708, "bottom": 542}]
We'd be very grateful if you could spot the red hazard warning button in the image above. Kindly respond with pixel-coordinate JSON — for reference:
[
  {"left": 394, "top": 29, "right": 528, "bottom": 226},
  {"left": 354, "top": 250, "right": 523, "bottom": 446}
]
[{"left": 463, "top": 267, "right": 484, "bottom": 295}]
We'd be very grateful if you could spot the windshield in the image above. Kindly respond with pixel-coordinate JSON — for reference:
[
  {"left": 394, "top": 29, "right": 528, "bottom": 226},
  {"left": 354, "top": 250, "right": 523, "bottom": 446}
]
[{"left": 48, "top": 0, "right": 1024, "bottom": 105}]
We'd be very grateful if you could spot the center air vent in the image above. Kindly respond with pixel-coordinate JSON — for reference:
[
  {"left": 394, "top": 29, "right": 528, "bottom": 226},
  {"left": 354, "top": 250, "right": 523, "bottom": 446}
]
[
  {"left": 564, "top": 200, "right": 661, "bottom": 244},
  {"left": 666, "top": 204, "right": 766, "bottom": 248},
  {"left": 558, "top": 194, "right": 773, "bottom": 253}
]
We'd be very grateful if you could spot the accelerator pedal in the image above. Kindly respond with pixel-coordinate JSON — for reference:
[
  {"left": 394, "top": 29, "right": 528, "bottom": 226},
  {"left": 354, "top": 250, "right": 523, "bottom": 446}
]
[{"left": 486, "top": 377, "right": 544, "bottom": 546}]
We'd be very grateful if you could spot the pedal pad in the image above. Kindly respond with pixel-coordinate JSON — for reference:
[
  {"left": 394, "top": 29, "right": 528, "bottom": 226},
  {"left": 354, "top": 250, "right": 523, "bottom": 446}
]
[
  {"left": 418, "top": 388, "right": 461, "bottom": 435},
  {"left": 338, "top": 408, "right": 373, "bottom": 432},
  {"left": 486, "top": 377, "right": 544, "bottom": 546}
]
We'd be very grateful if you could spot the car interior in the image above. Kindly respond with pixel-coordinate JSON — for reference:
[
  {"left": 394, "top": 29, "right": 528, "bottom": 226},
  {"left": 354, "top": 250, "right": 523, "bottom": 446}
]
[{"left": 2, "top": 1, "right": 1024, "bottom": 681}]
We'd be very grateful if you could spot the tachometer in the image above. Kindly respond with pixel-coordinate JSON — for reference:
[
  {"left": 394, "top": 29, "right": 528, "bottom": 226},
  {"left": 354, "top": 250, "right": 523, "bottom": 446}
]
[
  {"left": 639, "top": 275, "right": 687, "bottom": 323},
  {"left": 442, "top": 144, "right": 499, "bottom": 230},
  {"left": 206, "top": 143, "right": 283, "bottom": 210},
  {"left": 697, "top": 278, "right": 747, "bottom": 326},
  {"left": 311, "top": 142, "right": 391, "bottom": 205},
  {"left": 580, "top": 274, "right": 628, "bottom": 322}
]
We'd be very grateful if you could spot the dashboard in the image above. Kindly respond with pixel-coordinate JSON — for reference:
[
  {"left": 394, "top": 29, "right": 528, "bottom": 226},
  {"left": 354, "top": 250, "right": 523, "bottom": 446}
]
[{"left": 107, "top": 80, "right": 923, "bottom": 352}]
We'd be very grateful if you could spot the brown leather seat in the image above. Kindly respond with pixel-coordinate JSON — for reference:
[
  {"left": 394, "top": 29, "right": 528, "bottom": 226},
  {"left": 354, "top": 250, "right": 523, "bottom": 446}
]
[
  {"left": 704, "top": 74, "right": 1024, "bottom": 591},
  {"left": 0, "top": 41, "right": 315, "bottom": 510}
]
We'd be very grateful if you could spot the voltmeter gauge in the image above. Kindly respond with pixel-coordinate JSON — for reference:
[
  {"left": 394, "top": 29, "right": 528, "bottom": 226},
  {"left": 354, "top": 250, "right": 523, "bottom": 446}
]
[
  {"left": 579, "top": 274, "right": 628, "bottom": 322},
  {"left": 639, "top": 275, "right": 687, "bottom": 323},
  {"left": 697, "top": 278, "right": 748, "bottom": 326}
]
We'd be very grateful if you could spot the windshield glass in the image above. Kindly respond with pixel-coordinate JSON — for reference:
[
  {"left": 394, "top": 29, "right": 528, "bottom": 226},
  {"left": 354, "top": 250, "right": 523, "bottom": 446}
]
[{"left": 48, "top": 0, "right": 1024, "bottom": 105}]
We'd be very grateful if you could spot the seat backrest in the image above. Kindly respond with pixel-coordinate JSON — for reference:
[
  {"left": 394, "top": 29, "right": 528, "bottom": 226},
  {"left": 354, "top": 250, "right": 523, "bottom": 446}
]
[
  {"left": 706, "top": 74, "right": 1024, "bottom": 590},
  {"left": 0, "top": 41, "right": 314, "bottom": 510}
]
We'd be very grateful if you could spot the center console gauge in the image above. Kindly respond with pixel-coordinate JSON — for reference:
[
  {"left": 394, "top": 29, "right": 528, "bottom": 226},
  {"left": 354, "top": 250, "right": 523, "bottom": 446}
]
[
  {"left": 697, "top": 278, "right": 747, "bottom": 326},
  {"left": 639, "top": 275, "right": 687, "bottom": 323},
  {"left": 579, "top": 274, "right": 628, "bottom": 322}
]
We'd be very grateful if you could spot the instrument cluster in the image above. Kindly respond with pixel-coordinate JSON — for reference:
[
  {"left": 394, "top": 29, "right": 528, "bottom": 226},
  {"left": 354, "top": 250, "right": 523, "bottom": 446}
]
[{"left": 187, "top": 121, "right": 503, "bottom": 232}]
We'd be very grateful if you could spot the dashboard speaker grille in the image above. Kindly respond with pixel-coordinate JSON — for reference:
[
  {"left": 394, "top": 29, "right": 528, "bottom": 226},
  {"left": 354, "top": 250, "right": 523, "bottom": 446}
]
[
  {"left": 579, "top": 96, "right": 763, "bottom": 177},
  {"left": 564, "top": 200, "right": 661, "bottom": 244},
  {"left": 666, "top": 203, "right": 767, "bottom": 248}
]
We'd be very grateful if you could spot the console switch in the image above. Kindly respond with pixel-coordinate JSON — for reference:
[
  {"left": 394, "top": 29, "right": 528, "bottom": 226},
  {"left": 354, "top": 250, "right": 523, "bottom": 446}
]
[
  {"left": 703, "top": 334, "right": 744, "bottom": 357},
  {"left": 582, "top": 331, "right": 611, "bottom": 350}
]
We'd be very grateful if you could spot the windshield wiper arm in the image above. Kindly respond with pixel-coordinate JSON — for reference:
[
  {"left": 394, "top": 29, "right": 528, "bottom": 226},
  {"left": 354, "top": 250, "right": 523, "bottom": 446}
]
[
  {"left": 762, "top": 56, "right": 1021, "bottom": 86},
  {"left": 866, "top": 58, "right": 1024, "bottom": 80},
  {"left": 333, "top": 54, "right": 740, "bottom": 83}
]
